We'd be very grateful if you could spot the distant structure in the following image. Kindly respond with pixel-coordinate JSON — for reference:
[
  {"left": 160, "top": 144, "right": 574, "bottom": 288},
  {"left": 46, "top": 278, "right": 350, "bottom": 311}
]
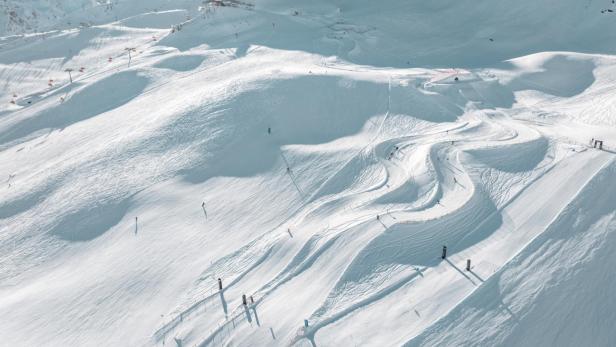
[
  {"left": 593, "top": 139, "right": 604, "bottom": 150},
  {"left": 64, "top": 68, "right": 74, "bottom": 83},
  {"left": 125, "top": 47, "right": 137, "bottom": 66}
]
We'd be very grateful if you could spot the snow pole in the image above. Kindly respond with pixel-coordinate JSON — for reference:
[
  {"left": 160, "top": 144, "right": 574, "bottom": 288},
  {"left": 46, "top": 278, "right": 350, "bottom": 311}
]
[
  {"left": 218, "top": 278, "right": 223, "bottom": 291},
  {"left": 466, "top": 259, "right": 471, "bottom": 271},
  {"left": 250, "top": 296, "right": 254, "bottom": 304},
  {"left": 242, "top": 294, "right": 247, "bottom": 306},
  {"left": 441, "top": 246, "right": 447, "bottom": 259},
  {"left": 304, "top": 319, "right": 309, "bottom": 328}
]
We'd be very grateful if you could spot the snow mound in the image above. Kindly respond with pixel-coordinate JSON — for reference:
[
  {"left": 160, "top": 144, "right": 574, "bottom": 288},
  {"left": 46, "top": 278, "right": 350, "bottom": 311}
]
[{"left": 1, "top": 1, "right": 615, "bottom": 346}]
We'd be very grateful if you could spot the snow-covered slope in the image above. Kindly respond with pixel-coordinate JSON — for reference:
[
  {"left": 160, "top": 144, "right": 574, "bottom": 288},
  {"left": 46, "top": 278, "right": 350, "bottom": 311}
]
[{"left": 1, "top": 1, "right": 615, "bottom": 346}]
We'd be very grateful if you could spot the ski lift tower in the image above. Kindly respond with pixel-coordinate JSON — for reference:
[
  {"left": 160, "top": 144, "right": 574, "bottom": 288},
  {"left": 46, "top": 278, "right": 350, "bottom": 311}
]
[{"left": 125, "top": 47, "right": 137, "bottom": 67}]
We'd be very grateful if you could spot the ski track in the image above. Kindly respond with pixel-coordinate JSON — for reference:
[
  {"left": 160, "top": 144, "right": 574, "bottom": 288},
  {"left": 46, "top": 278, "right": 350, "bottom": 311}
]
[{"left": 1, "top": 1, "right": 616, "bottom": 347}]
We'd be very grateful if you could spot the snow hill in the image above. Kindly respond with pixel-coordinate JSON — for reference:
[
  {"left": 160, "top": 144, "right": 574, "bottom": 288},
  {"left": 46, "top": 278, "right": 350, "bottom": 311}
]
[{"left": 1, "top": 1, "right": 616, "bottom": 346}]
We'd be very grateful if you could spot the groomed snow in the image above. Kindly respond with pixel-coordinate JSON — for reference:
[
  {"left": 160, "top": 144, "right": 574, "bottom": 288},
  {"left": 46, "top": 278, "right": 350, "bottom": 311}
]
[{"left": 1, "top": 1, "right": 615, "bottom": 346}]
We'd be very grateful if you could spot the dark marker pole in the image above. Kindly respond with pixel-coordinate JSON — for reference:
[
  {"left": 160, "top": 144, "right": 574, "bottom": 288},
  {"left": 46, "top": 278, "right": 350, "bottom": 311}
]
[
  {"left": 218, "top": 278, "right": 223, "bottom": 291},
  {"left": 242, "top": 294, "right": 247, "bottom": 306},
  {"left": 441, "top": 246, "right": 447, "bottom": 259},
  {"left": 466, "top": 259, "right": 471, "bottom": 271}
]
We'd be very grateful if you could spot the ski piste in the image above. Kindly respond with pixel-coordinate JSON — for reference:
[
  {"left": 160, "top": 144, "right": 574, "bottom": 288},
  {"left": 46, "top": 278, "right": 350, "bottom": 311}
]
[{"left": 1, "top": 1, "right": 616, "bottom": 346}]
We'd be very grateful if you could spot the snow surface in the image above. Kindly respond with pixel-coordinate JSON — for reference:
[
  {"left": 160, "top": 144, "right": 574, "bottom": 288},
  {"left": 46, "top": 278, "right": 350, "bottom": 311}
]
[{"left": 1, "top": 1, "right": 616, "bottom": 346}]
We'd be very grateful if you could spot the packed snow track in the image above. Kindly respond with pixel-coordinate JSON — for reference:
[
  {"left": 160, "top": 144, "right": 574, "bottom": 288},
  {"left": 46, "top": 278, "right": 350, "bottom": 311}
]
[{"left": 1, "top": 1, "right": 616, "bottom": 346}]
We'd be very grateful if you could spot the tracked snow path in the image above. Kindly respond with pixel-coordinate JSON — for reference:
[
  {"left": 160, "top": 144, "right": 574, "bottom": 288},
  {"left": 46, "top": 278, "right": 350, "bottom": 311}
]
[
  {"left": 311, "top": 150, "right": 613, "bottom": 346},
  {"left": 405, "top": 159, "right": 616, "bottom": 347},
  {"left": 185, "top": 119, "right": 611, "bottom": 347}
]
